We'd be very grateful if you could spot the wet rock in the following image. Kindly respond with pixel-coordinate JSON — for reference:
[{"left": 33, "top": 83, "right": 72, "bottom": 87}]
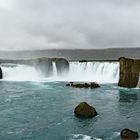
[
  {"left": 74, "top": 102, "right": 97, "bottom": 118},
  {"left": 66, "top": 82, "right": 74, "bottom": 86},
  {"left": 121, "top": 128, "right": 139, "bottom": 139},
  {"left": 66, "top": 83, "right": 70, "bottom": 86},
  {"left": 90, "top": 82, "right": 100, "bottom": 88},
  {"left": 66, "top": 82, "right": 100, "bottom": 89},
  {"left": 118, "top": 57, "right": 140, "bottom": 88},
  {"left": 0, "top": 67, "right": 2, "bottom": 79},
  {"left": 79, "top": 60, "right": 88, "bottom": 62}
]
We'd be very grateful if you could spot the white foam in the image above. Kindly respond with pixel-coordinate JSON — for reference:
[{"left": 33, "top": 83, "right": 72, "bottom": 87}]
[{"left": 70, "top": 134, "right": 102, "bottom": 140}]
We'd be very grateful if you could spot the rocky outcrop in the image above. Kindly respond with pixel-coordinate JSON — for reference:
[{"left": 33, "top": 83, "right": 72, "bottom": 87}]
[
  {"left": 34, "top": 57, "right": 69, "bottom": 77},
  {"left": 53, "top": 58, "right": 69, "bottom": 76},
  {"left": 121, "top": 128, "right": 139, "bottom": 139},
  {"left": 79, "top": 60, "right": 88, "bottom": 62},
  {"left": 0, "top": 67, "right": 2, "bottom": 79},
  {"left": 118, "top": 57, "right": 140, "bottom": 88},
  {"left": 34, "top": 57, "right": 53, "bottom": 77},
  {"left": 66, "top": 82, "right": 100, "bottom": 89},
  {"left": 74, "top": 102, "right": 97, "bottom": 118}
]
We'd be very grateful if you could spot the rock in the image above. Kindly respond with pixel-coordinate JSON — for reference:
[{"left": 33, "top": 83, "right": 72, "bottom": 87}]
[
  {"left": 79, "top": 60, "right": 88, "bottom": 62},
  {"left": 121, "top": 128, "right": 139, "bottom": 139},
  {"left": 34, "top": 57, "right": 53, "bottom": 77},
  {"left": 66, "top": 82, "right": 74, "bottom": 86},
  {"left": 0, "top": 67, "right": 2, "bottom": 79},
  {"left": 90, "top": 82, "right": 100, "bottom": 88},
  {"left": 54, "top": 58, "right": 69, "bottom": 76},
  {"left": 66, "top": 83, "right": 70, "bottom": 86},
  {"left": 74, "top": 102, "right": 97, "bottom": 118},
  {"left": 118, "top": 57, "right": 140, "bottom": 88},
  {"left": 66, "top": 82, "right": 100, "bottom": 89}
]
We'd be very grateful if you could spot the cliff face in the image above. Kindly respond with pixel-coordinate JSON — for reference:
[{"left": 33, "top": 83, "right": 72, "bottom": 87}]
[{"left": 118, "top": 57, "right": 140, "bottom": 88}]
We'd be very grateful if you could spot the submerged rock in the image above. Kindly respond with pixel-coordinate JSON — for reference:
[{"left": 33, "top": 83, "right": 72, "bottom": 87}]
[
  {"left": 74, "top": 102, "right": 97, "bottom": 118},
  {"left": 0, "top": 67, "right": 2, "bottom": 79},
  {"left": 66, "top": 82, "right": 100, "bottom": 89},
  {"left": 54, "top": 58, "right": 69, "bottom": 76},
  {"left": 118, "top": 57, "right": 140, "bottom": 88},
  {"left": 121, "top": 128, "right": 139, "bottom": 139}
]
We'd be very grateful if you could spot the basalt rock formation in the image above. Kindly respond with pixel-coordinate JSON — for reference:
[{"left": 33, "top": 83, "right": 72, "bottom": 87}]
[
  {"left": 118, "top": 57, "right": 140, "bottom": 88},
  {"left": 74, "top": 102, "right": 97, "bottom": 118}
]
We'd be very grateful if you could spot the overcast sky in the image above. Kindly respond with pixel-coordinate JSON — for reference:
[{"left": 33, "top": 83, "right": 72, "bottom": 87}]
[{"left": 0, "top": 0, "right": 140, "bottom": 51}]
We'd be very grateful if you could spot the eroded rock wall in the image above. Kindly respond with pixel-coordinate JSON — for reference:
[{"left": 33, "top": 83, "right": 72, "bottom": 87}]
[{"left": 118, "top": 57, "right": 140, "bottom": 88}]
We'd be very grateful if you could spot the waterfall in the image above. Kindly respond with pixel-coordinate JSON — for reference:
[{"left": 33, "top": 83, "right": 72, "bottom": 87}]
[
  {"left": 52, "top": 62, "right": 57, "bottom": 77},
  {"left": 67, "top": 62, "right": 119, "bottom": 83},
  {"left": 0, "top": 62, "right": 119, "bottom": 83},
  {"left": 137, "top": 74, "right": 140, "bottom": 88},
  {"left": 1, "top": 64, "right": 41, "bottom": 81}
]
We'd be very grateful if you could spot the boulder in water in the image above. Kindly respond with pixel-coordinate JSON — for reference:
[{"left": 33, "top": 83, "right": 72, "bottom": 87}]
[
  {"left": 118, "top": 57, "right": 140, "bottom": 88},
  {"left": 66, "top": 82, "right": 100, "bottom": 89},
  {"left": 0, "top": 67, "right": 2, "bottom": 79},
  {"left": 90, "top": 82, "right": 100, "bottom": 88},
  {"left": 121, "top": 128, "right": 139, "bottom": 139},
  {"left": 74, "top": 102, "right": 97, "bottom": 118},
  {"left": 53, "top": 58, "right": 69, "bottom": 76},
  {"left": 66, "top": 82, "right": 74, "bottom": 86}
]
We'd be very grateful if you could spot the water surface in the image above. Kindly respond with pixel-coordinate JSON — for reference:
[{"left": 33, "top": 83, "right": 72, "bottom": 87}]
[{"left": 0, "top": 81, "right": 139, "bottom": 140}]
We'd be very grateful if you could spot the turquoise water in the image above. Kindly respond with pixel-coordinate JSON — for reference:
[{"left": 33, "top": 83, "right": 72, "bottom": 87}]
[{"left": 0, "top": 81, "right": 140, "bottom": 140}]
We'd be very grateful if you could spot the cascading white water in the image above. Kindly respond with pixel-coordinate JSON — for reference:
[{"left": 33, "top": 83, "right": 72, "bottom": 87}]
[
  {"left": 52, "top": 62, "right": 57, "bottom": 77},
  {"left": 1, "top": 64, "right": 41, "bottom": 81},
  {"left": 137, "top": 74, "right": 140, "bottom": 88},
  {"left": 66, "top": 62, "right": 119, "bottom": 83},
  {"left": 0, "top": 62, "right": 119, "bottom": 83}
]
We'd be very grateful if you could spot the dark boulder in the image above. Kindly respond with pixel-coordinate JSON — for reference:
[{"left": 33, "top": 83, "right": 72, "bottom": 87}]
[
  {"left": 66, "top": 82, "right": 73, "bottom": 86},
  {"left": 34, "top": 57, "right": 53, "bottom": 77},
  {"left": 118, "top": 57, "right": 140, "bottom": 88},
  {"left": 90, "top": 82, "right": 100, "bottom": 88},
  {"left": 0, "top": 67, "right": 2, "bottom": 79},
  {"left": 79, "top": 60, "right": 88, "bottom": 62},
  {"left": 54, "top": 58, "right": 69, "bottom": 76},
  {"left": 121, "top": 128, "right": 139, "bottom": 139},
  {"left": 66, "top": 82, "right": 100, "bottom": 89},
  {"left": 74, "top": 102, "right": 97, "bottom": 118}
]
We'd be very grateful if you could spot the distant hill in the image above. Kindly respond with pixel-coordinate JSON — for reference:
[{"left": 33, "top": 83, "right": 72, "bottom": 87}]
[{"left": 0, "top": 48, "right": 140, "bottom": 60}]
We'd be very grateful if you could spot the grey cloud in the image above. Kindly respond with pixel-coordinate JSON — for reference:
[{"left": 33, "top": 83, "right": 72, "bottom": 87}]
[{"left": 0, "top": 0, "right": 140, "bottom": 50}]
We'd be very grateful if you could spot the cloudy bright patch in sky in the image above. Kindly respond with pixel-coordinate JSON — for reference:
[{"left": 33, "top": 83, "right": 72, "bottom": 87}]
[{"left": 0, "top": 0, "right": 140, "bottom": 50}]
